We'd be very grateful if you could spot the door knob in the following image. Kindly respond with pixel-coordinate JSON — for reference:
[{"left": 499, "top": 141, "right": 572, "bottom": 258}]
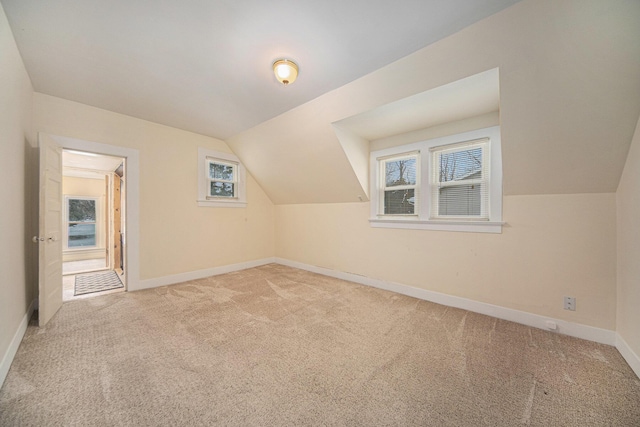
[{"left": 32, "top": 236, "right": 56, "bottom": 242}]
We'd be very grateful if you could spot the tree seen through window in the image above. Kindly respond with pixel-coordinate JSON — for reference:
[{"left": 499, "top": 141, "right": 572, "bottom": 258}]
[{"left": 384, "top": 157, "right": 417, "bottom": 215}]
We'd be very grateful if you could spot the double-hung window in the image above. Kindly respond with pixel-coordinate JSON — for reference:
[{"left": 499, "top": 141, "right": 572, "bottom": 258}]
[
  {"left": 197, "top": 148, "right": 247, "bottom": 208},
  {"left": 370, "top": 126, "right": 502, "bottom": 233},
  {"left": 379, "top": 152, "right": 419, "bottom": 216},
  {"left": 430, "top": 139, "right": 489, "bottom": 220},
  {"left": 207, "top": 159, "right": 237, "bottom": 199}
]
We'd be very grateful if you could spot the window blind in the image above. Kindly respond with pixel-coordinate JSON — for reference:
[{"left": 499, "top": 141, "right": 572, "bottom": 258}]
[{"left": 430, "top": 138, "right": 489, "bottom": 219}]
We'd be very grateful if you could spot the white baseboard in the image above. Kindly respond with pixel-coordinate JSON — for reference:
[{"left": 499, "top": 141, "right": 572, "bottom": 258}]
[
  {"left": 616, "top": 333, "right": 640, "bottom": 379},
  {"left": 3, "top": 261, "right": 634, "bottom": 391},
  {"left": 275, "top": 258, "right": 617, "bottom": 346},
  {"left": 1, "top": 298, "right": 37, "bottom": 388},
  {"left": 134, "top": 257, "right": 276, "bottom": 291}
]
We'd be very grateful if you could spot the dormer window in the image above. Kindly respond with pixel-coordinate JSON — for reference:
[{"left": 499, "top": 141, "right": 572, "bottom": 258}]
[{"left": 370, "top": 127, "right": 502, "bottom": 233}]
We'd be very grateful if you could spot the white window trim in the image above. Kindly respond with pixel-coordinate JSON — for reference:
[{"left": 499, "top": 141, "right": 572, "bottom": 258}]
[
  {"left": 197, "top": 147, "right": 247, "bottom": 208},
  {"left": 63, "top": 195, "right": 101, "bottom": 250},
  {"left": 369, "top": 126, "right": 503, "bottom": 233}
]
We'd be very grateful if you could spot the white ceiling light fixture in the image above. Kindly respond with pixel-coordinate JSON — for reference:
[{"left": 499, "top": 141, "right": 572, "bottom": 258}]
[{"left": 273, "top": 59, "right": 299, "bottom": 86}]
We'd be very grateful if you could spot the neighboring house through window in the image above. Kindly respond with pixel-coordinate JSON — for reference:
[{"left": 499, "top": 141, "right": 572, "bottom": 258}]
[
  {"left": 370, "top": 126, "right": 502, "bottom": 233},
  {"left": 430, "top": 138, "right": 489, "bottom": 219}
]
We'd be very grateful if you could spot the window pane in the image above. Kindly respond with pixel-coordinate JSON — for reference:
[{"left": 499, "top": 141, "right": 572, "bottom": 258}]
[
  {"left": 385, "top": 158, "right": 416, "bottom": 187},
  {"left": 68, "top": 199, "right": 96, "bottom": 222},
  {"left": 210, "top": 181, "right": 235, "bottom": 197},
  {"left": 68, "top": 223, "right": 96, "bottom": 247},
  {"left": 384, "top": 189, "right": 415, "bottom": 215},
  {"left": 439, "top": 147, "right": 482, "bottom": 183},
  {"left": 439, "top": 184, "right": 481, "bottom": 216},
  {"left": 209, "top": 162, "right": 234, "bottom": 181}
]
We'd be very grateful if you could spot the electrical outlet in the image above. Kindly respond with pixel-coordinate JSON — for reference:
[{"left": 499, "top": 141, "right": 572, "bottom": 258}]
[{"left": 564, "top": 296, "right": 576, "bottom": 311}]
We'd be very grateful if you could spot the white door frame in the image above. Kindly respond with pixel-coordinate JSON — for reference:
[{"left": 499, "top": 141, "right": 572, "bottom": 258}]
[{"left": 47, "top": 134, "right": 140, "bottom": 291}]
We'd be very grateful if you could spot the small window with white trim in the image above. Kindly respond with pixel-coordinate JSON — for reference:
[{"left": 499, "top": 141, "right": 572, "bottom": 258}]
[{"left": 198, "top": 148, "right": 247, "bottom": 208}]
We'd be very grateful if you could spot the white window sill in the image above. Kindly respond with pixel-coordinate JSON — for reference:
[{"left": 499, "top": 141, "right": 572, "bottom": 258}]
[
  {"left": 369, "top": 218, "right": 504, "bottom": 234},
  {"left": 197, "top": 199, "right": 247, "bottom": 208},
  {"left": 63, "top": 246, "right": 104, "bottom": 252}
]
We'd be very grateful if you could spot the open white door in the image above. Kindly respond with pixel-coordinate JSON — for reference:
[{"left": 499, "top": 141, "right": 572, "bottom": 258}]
[{"left": 36, "top": 133, "right": 63, "bottom": 326}]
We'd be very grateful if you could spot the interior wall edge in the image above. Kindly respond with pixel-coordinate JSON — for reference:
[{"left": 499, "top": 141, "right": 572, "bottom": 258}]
[
  {"left": 0, "top": 298, "right": 37, "bottom": 389},
  {"left": 274, "top": 257, "right": 617, "bottom": 347}
]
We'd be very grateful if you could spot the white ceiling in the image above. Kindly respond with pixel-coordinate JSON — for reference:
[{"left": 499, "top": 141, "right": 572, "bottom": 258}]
[
  {"left": 63, "top": 150, "right": 123, "bottom": 178},
  {"left": 4, "top": 0, "right": 639, "bottom": 205},
  {"left": 334, "top": 68, "right": 499, "bottom": 141},
  {"left": 1, "top": 0, "right": 521, "bottom": 140},
  {"left": 227, "top": 0, "right": 640, "bottom": 204}
]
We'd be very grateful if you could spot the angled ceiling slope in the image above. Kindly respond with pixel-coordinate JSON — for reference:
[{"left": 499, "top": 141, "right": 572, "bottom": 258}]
[
  {"left": 1, "top": 0, "right": 521, "bottom": 140},
  {"left": 332, "top": 68, "right": 500, "bottom": 200},
  {"left": 228, "top": 0, "right": 640, "bottom": 205},
  {"left": 333, "top": 68, "right": 500, "bottom": 143}
]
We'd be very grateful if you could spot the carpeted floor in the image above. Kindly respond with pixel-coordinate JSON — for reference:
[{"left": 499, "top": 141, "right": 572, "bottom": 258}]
[
  {"left": 1, "top": 264, "right": 639, "bottom": 426},
  {"left": 74, "top": 270, "right": 124, "bottom": 296}
]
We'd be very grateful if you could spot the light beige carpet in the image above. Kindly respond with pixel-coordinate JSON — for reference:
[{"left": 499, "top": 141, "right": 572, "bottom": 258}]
[{"left": 1, "top": 264, "right": 639, "bottom": 426}]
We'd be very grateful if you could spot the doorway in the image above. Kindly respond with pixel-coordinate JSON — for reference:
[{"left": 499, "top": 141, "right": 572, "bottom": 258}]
[
  {"left": 37, "top": 133, "right": 140, "bottom": 326},
  {"left": 61, "top": 149, "right": 126, "bottom": 301}
]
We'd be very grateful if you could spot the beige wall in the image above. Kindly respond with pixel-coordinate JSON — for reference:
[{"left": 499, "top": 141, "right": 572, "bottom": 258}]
[
  {"left": 617, "top": 115, "right": 640, "bottom": 357},
  {"left": 0, "top": 0, "right": 634, "bottom": 383},
  {"left": 0, "top": 3, "right": 35, "bottom": 373},
  {"left": 34, "top": 93, "right": 275, "bottom": 281},
  {"left": 63, "top": 175, "right": 106, "bottom": 196},
  {"left": 275, "top": 193, "right": 617, "bottom": 330}
]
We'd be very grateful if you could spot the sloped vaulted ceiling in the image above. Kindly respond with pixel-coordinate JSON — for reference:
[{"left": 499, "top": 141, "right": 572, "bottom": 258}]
[
  {"left": 1, "top": 0, "right": 522, "bottom": 140},
  {"left": 4, "top": 0, "right": 639, "bottom": 205},
  {"left": 227, "top": 0, "right": 640, "bottom": 205}
]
